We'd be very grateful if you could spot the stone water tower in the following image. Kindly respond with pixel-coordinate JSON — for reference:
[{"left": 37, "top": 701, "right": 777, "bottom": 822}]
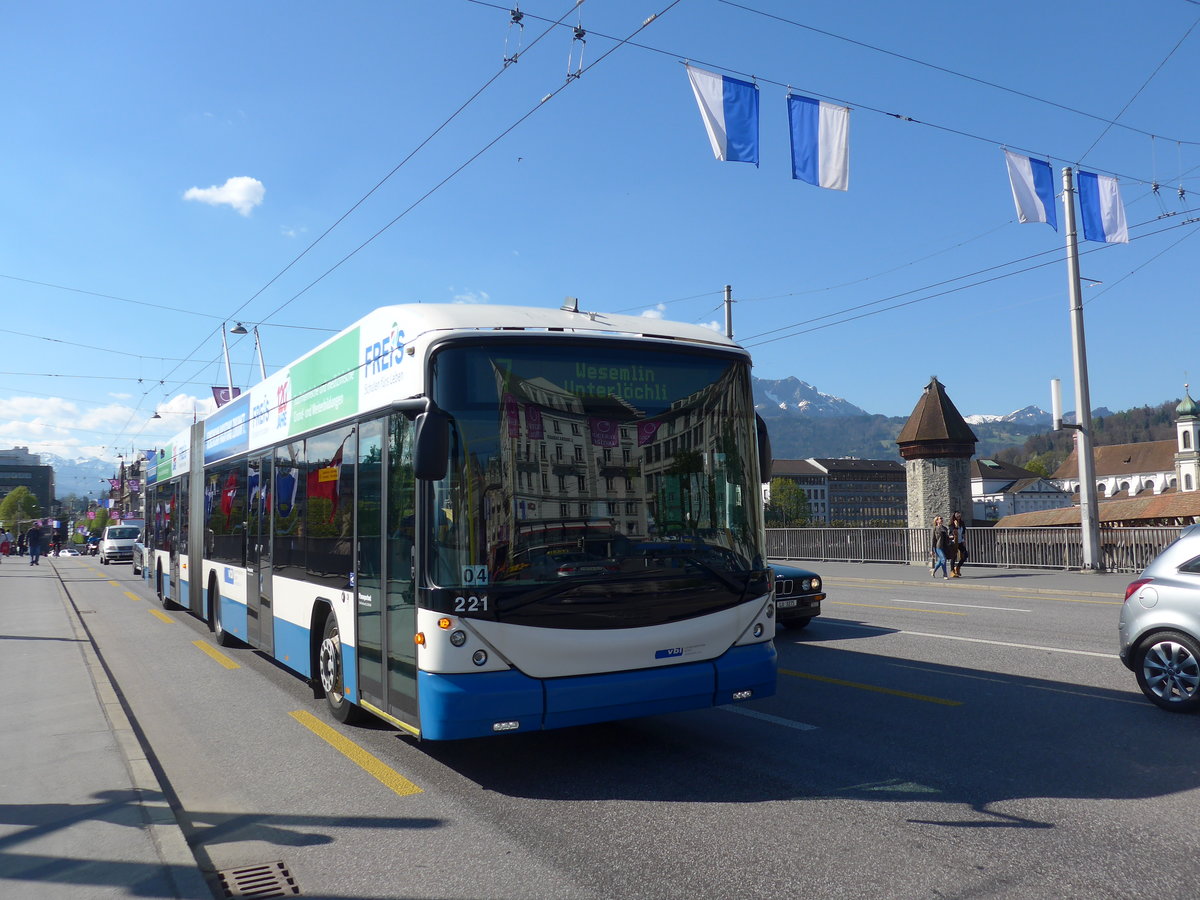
[{"left": 897, "top": 376, "right": 978, "bottom": 531}]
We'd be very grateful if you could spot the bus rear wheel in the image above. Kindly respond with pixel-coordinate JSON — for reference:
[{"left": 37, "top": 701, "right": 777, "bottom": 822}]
[
  {"left": 319, "top": 615, "right": 363, "bottom": 724},
  {"left": 209, "top": 576, "right": 237, "bottom": 648}
]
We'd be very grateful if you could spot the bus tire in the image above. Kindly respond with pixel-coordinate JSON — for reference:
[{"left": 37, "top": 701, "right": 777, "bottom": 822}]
[
  {"left": 157, "top": 564, "right": 175, "bottom": 610},
  {"left": 209, "top": 574, "right": 237, "bottom": 647},
  {"left": 318, "top": 614, "right": 363, "bottom": 724}
]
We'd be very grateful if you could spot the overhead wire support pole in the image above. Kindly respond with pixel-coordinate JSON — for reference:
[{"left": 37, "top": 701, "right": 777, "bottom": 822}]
[
  {"left": 1060, "top": 167, "right": 1103, "bottom": 571},
  {"left": 724, "top": 284, "right": 734, "bottom": 339}
]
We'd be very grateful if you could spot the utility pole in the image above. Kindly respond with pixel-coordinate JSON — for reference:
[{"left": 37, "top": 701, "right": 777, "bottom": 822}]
[
  {"left": 1060, "top": 167, "right": 1103, "bottom": 571},
  {"left": 724, "top": 284, "right": 734, "bottom": 339}
]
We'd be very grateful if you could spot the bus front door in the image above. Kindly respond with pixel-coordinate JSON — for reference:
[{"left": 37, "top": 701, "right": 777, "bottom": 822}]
[
  {"left": 246, "top": 455, "right": 275, "bottom": 654},
  {"left": 357, "top": 417, "right": 418, "bottom": 728}
]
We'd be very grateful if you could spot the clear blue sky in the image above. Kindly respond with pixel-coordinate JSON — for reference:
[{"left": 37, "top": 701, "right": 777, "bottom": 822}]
[{"left": 3, "top": 0, "right": 1199, "bottom": 463}]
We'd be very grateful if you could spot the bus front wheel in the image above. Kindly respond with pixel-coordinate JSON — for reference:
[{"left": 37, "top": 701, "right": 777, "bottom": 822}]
[{"left": 318, "top": 615, "right": 362, "bottom": 724}]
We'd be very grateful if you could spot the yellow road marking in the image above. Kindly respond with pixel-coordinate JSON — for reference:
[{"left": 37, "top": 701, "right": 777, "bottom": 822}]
[
  {"left": 828, "top": 601, "right": 966, "bottom": 616},
  {"left": 289, "top": 710, "right": 423, "bottom": 797},
  {"left": 193, "top": 640, "right": 240, "bottom": 670},
  {"left": 108, "top": 580, "right": 120, "bottom": 587},
  {"left": 124, "top": 591, "right": 141, "bottom": 602},
  {"left": 148, "top": 608, "right": 174, "bottom": 624},
  {"left": 780, "top": 668, "right": 963, "bottom": 706}
]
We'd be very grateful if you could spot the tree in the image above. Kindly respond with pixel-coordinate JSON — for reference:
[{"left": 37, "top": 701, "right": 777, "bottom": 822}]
[
  {"left": 766, "top": 478, "right": 812, "bottom": 527},
  {"left": 0, "top": 487, "right": 42, "bottom": 530}
]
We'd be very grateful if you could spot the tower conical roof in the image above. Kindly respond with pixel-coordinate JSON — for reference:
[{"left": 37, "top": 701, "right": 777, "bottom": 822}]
[{"left": 897, "top": 376, "right": 978, "bottom": 460}]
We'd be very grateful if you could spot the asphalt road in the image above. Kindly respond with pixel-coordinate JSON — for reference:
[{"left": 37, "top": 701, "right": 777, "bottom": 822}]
[{"left": 53, "top": 558, "right": 1200, "bottom": 899}]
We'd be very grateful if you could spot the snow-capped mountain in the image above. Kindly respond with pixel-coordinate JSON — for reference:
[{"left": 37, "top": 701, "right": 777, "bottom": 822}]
[
  {"left": 753, "top": 376, "right": 868, "bottom": 418},
  {"left": 964, "top": 405, "right": 1052, "bottom": 427},
  {"left": 40, "top": 453, "right": 119, "bottom": 499}
]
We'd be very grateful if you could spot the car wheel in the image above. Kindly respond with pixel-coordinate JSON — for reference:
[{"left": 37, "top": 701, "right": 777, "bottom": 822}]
[
  {"left": 318, "top": 614, "right": 363, "bottom": 724},
  {"left": 101, "top": 556, "right": 108, "bottom": 565},
  {"left": 1135, "top": 630, "right": 1200, "bottom": 712}
]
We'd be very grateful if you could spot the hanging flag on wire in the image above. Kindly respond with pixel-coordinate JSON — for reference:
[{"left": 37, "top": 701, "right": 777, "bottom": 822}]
[
  {"left": 1004, "top": 150, "right": 1057, "bottom": 230},
  {"left": 1077, "top": 171, "right": 1128, "bottom": 243},
  {"left": 685, "top": 64, "right": 759, "bottom": 165},
  {"left": 787, "top": 95, "right": 849, "bottom": 190}
]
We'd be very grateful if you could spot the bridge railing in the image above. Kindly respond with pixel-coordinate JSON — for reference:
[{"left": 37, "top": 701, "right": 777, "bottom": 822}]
[{"left": 765, "top": 526, "right": 1183, "bottom": 573}]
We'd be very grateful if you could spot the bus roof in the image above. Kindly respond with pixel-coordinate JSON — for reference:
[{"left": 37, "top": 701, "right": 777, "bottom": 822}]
[{"left": 152, "top": 303, "right": 747, "bottom": 476}]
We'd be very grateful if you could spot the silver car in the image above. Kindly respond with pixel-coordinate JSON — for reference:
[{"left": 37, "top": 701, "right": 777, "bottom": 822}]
[{"left": 1120, "top": 524, "right": 1200, "bottom": 711}]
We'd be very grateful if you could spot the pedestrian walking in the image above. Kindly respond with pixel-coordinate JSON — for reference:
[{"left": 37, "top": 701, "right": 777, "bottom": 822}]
[
  {"left": 930, "top": 514, "right": 951, "bottom": 579},
  {"left": 3, "top": 529, "right": 12, "bottom": 556},
  {"left": 949, "top": 511, "right": 968, "bottom": 577},
  {"left": 27, "top": 524, "right": 43, "bottom": 566}
]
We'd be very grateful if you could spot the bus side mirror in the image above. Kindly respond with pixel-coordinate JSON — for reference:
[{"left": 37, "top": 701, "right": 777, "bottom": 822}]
[
  {"left": 414, "top": 409, "right": 450, "bottom": 481},
  {"left": 756, "top": 413, "right": 773, "bottom": 484}
]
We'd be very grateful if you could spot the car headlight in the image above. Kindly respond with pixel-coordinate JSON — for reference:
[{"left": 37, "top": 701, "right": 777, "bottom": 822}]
[
  {"left": 812, "top": 577, "right": 820, "bottom": 590},
  {"left": 802, "top": 578, "right": 812, "bottom": 591}
]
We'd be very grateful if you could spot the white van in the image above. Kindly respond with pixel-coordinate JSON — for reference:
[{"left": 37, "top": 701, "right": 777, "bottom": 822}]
[{"left": 99, "top": 525, "right": 141, "bottom": 565}]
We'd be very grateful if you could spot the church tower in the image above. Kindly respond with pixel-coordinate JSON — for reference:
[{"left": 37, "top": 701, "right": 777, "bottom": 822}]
[
  {"left": 1176, "top": 386, "right": 1200, "bottom": 493},
  {"left": 897, "top": 377, "right": 978, "bottom": 533}
]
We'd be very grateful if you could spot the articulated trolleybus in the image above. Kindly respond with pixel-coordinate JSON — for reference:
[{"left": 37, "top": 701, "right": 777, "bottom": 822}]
[{"left": 145, "top": 304, "right": 777, "bottom": 739}]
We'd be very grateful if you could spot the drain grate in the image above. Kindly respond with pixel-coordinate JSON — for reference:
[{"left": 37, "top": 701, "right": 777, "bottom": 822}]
[{"left": 216, "top": 861, "right": 300, "bottom": 897}]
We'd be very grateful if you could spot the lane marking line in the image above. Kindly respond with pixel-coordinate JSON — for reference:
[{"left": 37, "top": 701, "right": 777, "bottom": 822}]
[
  {"left": 829, "top": 601, "right": 966, "bottom": 616},
  {"left": 148, "top": 609, "right": 174, "bottom": 624},
  {"left": 108, "top": 580, "right": 120, "bottom": 588},
  {"left": 889, "top": 599, "right": 1030, "bottom": 612},
  {"left": 891, "top": 663, "right": 1146, "bottom": 706},
  {"left": 722, "top": 706, "right": 818, "bottom": 731},
  {"left": 822, "top": 620, "right": 1118, "bottom": 658},
  {"left": 124, "top": 591, "right": 142, "bottom": 602},
  {"left": 192, "top": 640, "right": 240, "bottom": 670},
  {"left": 289, "top": 710, "right": 423, "bottom": 797},
  {"left": 780, "top": 668, "right": 963, "bottom": 706}
]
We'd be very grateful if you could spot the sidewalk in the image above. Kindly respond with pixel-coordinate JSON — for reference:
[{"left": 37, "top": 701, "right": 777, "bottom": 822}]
[{"left": 0, "top": 557, "right": 211, "bottom": 899}]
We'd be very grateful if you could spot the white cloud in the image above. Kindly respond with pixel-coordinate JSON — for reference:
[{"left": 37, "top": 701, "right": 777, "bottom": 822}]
[
  {"left": 281, "top": 225, "right": 307, "bottom": 238},
  {"left": 451, "top": 289, "right": 490, "bottom": 305},
  {"left": 641, "top": 304, "right": 666, "bottom": 320},
  {"left": 701, "top": 320, "right": 722, "bottom": 332},
  {"left": 184, "top": 176, "right": 265, "bottom": 216},
  {"left": 0, "top": 393, "right": 212, "bottom": 463}
]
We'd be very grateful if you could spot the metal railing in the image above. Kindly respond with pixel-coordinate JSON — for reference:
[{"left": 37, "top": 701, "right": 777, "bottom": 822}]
[{"left": 765, "top": 526, "right": 1183, "bottom": 573}]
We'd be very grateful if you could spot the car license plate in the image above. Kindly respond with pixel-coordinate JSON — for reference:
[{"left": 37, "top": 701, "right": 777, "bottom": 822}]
[{"left": 776, "top": 598, "right": 797, "bottom": 609}]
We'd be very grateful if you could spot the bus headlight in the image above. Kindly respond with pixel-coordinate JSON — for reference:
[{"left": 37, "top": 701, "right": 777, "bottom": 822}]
[
  {"left": 450, "top": 630, "right": 467, "bottom": 647},
  {"left": 472, "top": 650, "right": 488, "bottom": 666}
]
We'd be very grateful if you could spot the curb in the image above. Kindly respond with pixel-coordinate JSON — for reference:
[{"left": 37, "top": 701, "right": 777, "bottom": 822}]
[{"left": 56, "top": 577, "right": 214, "bottom": 899}]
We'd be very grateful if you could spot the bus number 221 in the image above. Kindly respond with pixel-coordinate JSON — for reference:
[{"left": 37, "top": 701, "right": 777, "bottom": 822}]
[{"left": 454, "top": 595, "right": 488, "bottom": 613}]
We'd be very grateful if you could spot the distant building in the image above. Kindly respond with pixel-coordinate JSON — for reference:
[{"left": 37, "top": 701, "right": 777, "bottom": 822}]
[
  {"left": 1051, "top": 390, "right": 1200, "bottom": 500},
  {"left": 972, "top": 458, "right": 1073, "bottom": 523},
  {"left": 767, "top": 457, "right": 906, "bottom": 525},
  {"left": 0, "top": 446, "right": 56, "bottom": 512},
  {"left": 1000, "top": 390, "right": 1200, "bottom": 527}
]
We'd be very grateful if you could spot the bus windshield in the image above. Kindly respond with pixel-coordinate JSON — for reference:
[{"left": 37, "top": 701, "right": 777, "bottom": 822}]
[{"left": 427, "top": 340, "right": 767, "bottom": 628}]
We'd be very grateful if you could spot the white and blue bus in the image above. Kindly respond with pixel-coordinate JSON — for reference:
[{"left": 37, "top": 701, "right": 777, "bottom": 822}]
[{"left": 145, "top": 304, "right": 777, "bottom": 739}]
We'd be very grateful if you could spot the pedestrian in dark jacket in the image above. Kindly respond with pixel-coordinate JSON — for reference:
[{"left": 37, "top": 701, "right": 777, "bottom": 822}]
[
  {"left": 949, "top": 511, "right": 968, "bottom": 577},
  {"left": 27, "top": 525, "right": 43, "bottom": 566}
]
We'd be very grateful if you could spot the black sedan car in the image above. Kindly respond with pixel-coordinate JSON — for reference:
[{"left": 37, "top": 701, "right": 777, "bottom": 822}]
[{"left": 772, "top": 562, "right": 825, "bottom": 629}]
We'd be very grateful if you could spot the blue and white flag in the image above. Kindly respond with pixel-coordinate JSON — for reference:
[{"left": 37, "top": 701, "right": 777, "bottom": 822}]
[
  {"left": 1004, "top": 150, "right": 1057, "bottom": 231},
  {"left": 685, "top": 64, "right": 759, "bottom": 165},
  {"left": 788, "top": 95, "right": 849, "bottom": 191},
  {"left": 1077, "top": 171, "right": 1128, "bottom": 243}
]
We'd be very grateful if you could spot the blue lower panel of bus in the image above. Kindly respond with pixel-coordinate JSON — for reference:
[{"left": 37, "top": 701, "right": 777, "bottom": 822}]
[
  {"left": 218, "top": 594, "right": 248, "bottom": 642},
  {"left": 417, "top": 642, "right": 776, "bottom": 741}
]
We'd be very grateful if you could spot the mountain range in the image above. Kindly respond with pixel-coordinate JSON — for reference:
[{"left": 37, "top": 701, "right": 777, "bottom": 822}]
[{"left": 751, "top": 376, "right": 1113, "bottom": 462}]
